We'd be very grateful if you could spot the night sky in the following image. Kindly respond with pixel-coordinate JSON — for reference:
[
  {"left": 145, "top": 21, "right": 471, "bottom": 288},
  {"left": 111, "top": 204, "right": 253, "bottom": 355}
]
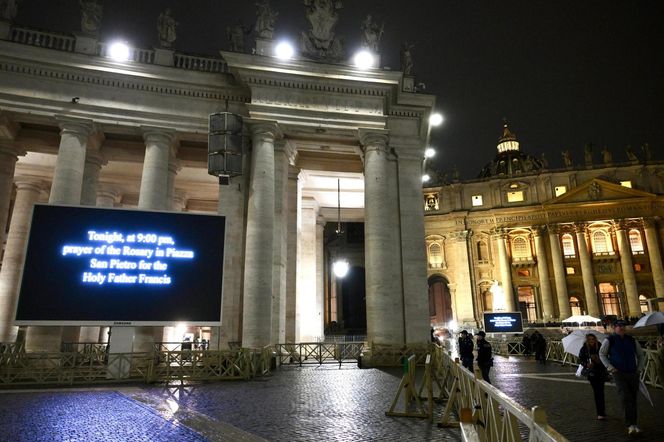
[{"left": 14, "top": 0, "right": 664, "bottom": 179}]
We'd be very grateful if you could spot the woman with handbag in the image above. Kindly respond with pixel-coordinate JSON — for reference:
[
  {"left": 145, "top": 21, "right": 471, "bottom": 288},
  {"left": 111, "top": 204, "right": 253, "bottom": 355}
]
[{"left": 578, "top": 333, "right": 607, "bottom": 420}]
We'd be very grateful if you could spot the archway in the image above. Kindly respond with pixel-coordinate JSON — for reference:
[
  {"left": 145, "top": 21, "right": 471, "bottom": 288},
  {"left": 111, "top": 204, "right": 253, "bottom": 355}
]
[
  {"left": 341, "top": 266, "right": 366, "bottom": 333},
  {"left": 428, "top": 275, "right": 453, "bottom": 326}
]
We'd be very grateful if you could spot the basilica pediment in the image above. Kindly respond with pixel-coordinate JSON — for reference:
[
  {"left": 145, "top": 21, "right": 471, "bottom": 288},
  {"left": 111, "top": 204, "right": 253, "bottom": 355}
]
[{"left": 544, "top": 178, "right": 656, "bottom": 205}]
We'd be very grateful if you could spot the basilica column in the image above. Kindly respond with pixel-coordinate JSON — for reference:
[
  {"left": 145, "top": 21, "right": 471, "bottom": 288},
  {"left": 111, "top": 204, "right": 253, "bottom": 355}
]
[
  {"left": 0, "top": 179, "right": 42, "bottom": 343},
  {"left": 450, "top": 230, "right": 475, "bottom": 322},
  {"left": 493, "top": 229, "right": 516, "bottom": 312},
  {"left": 138, "top": 128, "right": 176, "bottom": 210},
  {"left": 315, "top": 215, "right": 325, "bottom": 336},
  {"left": 644, "top": 217, "right": 664, "bottom": 299},
  {"left": 395, "top": 146, "right": 431, "bottom": 342},
  {"left": 96, "top": 185, "right": 118, "bottom": 208},
  {"left": 285, "top": 166, "right": 300, "bottom": 342},
  {"left": 360, "top": 129, "right": 404, "bottom": 345},
  {"left": 533, "top": 226, "right": 555, "bottom": 320},
  {"left": 241, "top": 121, "right": 280, "bottom": 348},
  {"left": 0, "top": 141, "right": 25, "bottom": 250},
  {"left": 614, "top": 221, "right": 640, "bottom": 316},
  {"left": 166, "top": 158, "right": 181, "bottom": 210},
  {"left": 271, "top": 140, "right": 290, "bottom": 344},
  {"left": 575, "top": 223, "right": 600, "bottom": 317},
  {"left": 49, "top": 117, "right": 93, "bottom": 205},
  {"left": 297, "top": 198, "right": 322, "bottom": 341},
  {"left": 548, "top": 225, "right": 572, "bottom": 319}
]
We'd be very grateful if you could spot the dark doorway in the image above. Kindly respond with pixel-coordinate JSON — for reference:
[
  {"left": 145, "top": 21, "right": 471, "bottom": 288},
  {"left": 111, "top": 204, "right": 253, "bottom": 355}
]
[
  {"left": 428, "top": 275, "right": 453, "bottom": 326},
  {"left": 341, "top": 266, "right": 366, "bottom": 333}
]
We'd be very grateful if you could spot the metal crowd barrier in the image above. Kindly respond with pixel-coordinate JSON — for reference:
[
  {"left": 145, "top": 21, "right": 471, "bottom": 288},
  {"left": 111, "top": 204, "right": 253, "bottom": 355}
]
[{"left": 274, "top": 342, "right": 364, "bottom": 367}]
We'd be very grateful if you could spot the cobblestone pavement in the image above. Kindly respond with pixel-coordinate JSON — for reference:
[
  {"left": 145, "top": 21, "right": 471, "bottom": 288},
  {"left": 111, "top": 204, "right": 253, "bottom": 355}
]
[
  {"left": 1, "top": 357, "right": 661, "bottom": 441},
  {"left": 490, "top": 355, "right": 664, "bottom": 442}
]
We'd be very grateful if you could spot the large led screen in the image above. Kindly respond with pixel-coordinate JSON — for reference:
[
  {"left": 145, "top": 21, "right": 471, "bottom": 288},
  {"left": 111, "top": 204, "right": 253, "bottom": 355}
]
[
  {"left": 483, "top": 312, "right": 524, "bottom": 334},
  {"left": 15, "top": 205, "right": 225, "bottom": 326}
]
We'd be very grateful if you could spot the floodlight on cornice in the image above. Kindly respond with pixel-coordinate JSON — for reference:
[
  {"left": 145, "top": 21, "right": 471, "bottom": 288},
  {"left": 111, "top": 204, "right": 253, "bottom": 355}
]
[
  {"left": 353, "top": 50, "right": 375, "bottom": 69},
  {"left": 274, "top": 41, "right": 295, "bottom": 60},
  {"left": 108, "top": 41, "right": 130, "bottom": 62},
  {"left": 422, "top": 174, "right": 431, "bottom": 183},
  {"left": 425, "top": 147, "right": 436, "bottom": 158},
  {"left": 429, "top": 113, "right": 444, "bottom": 127}
]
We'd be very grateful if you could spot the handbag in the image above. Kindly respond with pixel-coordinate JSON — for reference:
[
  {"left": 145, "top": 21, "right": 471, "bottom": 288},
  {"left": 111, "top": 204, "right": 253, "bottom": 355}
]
[{"left": 575, "top": 364, "right": 589, "bottom": 378}]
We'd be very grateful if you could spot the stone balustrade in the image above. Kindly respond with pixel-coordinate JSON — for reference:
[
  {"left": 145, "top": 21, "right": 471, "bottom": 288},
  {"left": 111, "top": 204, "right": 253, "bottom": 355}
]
[{"left": 10, "top": 27, "right": 75, "bottom": 52}]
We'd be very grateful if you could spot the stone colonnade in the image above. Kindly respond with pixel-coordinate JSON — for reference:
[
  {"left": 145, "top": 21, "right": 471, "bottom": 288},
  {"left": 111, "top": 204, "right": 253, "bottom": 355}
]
[{"left": 0, "top": 115, "right": 431, "bottom": 349}]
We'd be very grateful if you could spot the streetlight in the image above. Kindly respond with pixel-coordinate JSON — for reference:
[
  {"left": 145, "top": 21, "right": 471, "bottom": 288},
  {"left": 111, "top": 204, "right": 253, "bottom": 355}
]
[
  {"left": 425, "top": 147, "right": 436, "bottom": 158},
  {"left": 422, "top": 174, "right": 431, "bottom": 183},
  {"left": 274, "top": 41, "right": 295, "bottom": 60},
  {"left": 353, "top": 50, "right": 375, "bottom": 69},
  {"left": 429, "top": 112, "right": 444, "bottom": 127},
  {"left": 332, "top": 259, "right": 349, "bottom": 278},
  {"left": 108, "top": 41, "right": 130, "bottom": 62}
]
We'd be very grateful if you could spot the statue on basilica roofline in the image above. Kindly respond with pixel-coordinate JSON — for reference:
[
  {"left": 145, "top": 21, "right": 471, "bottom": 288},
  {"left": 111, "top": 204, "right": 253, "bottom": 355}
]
[
  {"left": 79, "top": 0, "right": 103, "bottom": 36},
  {"left": 255, "top": 0, "right": 278, "bottom": 40},
  {"left": 561, "top": 149, "right": 573, "bottom": 168},
  {"left": 625, "top": 144, "right": 638, "bottom": 162},
  {"left": 540, "top": 153, "right": 549, "bottom": 169},
  {"left": 584, "top": 143, "right": 593, "bottom": 167},
  {"left": 0, "top": 0, "right": 20, "bottom": 21},
  {"left": 601, "top": 145, "right": 612, "bottom": 165},
  {"left": 227, "top": 20, "right": 251, "bottom": 53},
  {"left": 400, "top": 41, "right": 414, "bottom": 75},
  {"left": 300, "top": 0, "right": 344, "bottom": 61},
  {"left": 360, "top": 14, "right": 384, "bottom": 52},
  {"left": 157, "top": 8, "right": 178, "bottom": 48},
  {"left": 641, "top": 142, "right": 652, "bottom": 162}
]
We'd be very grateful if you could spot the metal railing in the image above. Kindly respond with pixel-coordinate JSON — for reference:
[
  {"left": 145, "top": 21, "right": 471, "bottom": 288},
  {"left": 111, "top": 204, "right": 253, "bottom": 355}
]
[
  {"left": 10, "top": 26, "right": 75, "bottom": 52},
  {"left": 274, "top": 342, "right": 364, "bottom": 367}
]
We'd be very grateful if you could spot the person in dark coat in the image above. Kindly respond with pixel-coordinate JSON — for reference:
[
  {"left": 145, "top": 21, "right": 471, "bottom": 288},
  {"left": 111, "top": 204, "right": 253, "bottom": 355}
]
[
  {"left": 521, "top": 333, "right": 532, "bottom": 358},
  {"left": 578, "top": 333, "right": 607, "bottom": 420},
  {"left": 475, "top": 331, "right": 493, "bottom": 384},
  {"left": 533, "top": 331, "right": 547, "bottom": 364},
  {"left": 458, "top": 330, "right": 474, "bottom": 371}
]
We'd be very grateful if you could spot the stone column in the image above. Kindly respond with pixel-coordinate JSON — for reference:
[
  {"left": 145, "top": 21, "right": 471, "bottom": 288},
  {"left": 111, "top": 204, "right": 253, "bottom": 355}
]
[
  {"left": 241, "top": 121, "right": 280, "bottom": 348},
  {"left": 96, "top": 186, "right": 118, "bottom": 208},
  {"left": 548, "top": 225, "right": 572, "bottom": 319},
  {"left": 493, "top": 229, "right": 516, "bottom": 312},
  {"left": 0, "top": 179, "right": 42, "bottom": 343},
  {"left": 138, "top": 128, "right": 176, "bottom": 210},
  {"left": 271, "top": 141, "right": 290, "bottom": 344},
  {"left": 166, "top": 158, "right": 181, "bottom": 210},
  {"left": 575, "top": 224, "right": 600, "bottom": 317},
  {"left": 395, "top": 147, "right": 431, "bottom": 343},
  {"left": 297, "top": 198, "right": 321, "bottom": 341},
  {"left": 533, "top": 226, "right": 555, "bottom": 320},
  {"left": 450, "top": 231, "right": 475, "bottom": 322},
  {"left": 315, "top": 216, "right": 325, "bottom": 338},
  {"left": 0, "top": 142, "right": 25, "bottom": 250},
  {"left": 644, "top": 218, "right": 664, "bottom": 299},
  {"left": 285, "top": 166, "right": 300, "bottom": 342},
  {"left": 614, "top": 222, "right": 640, "bottom": 316},
  {"left": 360, "top": 129, "right": 404, "bottom": 345},
  {"left": 49, "top": 117, "right": 93, "bottom": 205},
  {"left": 216, "top": 175, "right": 247, "bottom": 349}
]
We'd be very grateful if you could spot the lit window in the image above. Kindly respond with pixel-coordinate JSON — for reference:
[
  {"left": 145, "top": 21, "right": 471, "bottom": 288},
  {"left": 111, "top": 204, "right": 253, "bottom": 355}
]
[
  {"left": 620, "top": 181, "right": 632, "bottom": 188},
  {"left": 554, "top": 186, "right": 567, "bottom": 197},
  {"left": 471, "top": 195, "right": 483, "bottom": 206},
  {"left": 512, "top": 236, "right": 530, "bottom": 258},
  {"left": 629, "top": 229, "right": 644, "bottom": 253},
  {"left": 507, "top": 191, "right": 524, "bottom": 202},
  {"left": 517, "top": 269, "right": 530, "bottom": 277},
  {"left": 428, "top": 243, "right": 443, "bottom": 268},
  {"left": 592, "top": 230, "right": 612, "bottom": 254},
  {"left": 639, "top": 295, "right": 648, "bottom": 313},
  {"left": 562, "top": 234, "right": 575, "bottom": 256},
  {"left": 566, "top": 266, "right": 575, "bottom": 275},
  {"left": 634, "top": 263, "right": 643, "bottom": 272},
  {"left": 509, "top": 183, "right": 519, "bottom": 189}
]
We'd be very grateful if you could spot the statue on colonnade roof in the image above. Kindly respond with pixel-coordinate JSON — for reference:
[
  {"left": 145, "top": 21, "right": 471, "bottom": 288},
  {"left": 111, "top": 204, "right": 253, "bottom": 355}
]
[
  {"left": 79, "top": 0, "right": 103, "bottom": 36},
  {"left": 0, "top": 0, "right": 20, "bottom": 21},
  {"left": 255, "top": 0, "right": 278, "bottom": 39},
  {"left": 360, "top": 14, "right": 384, "bottom": 52},
  {"left": 300, "top": 0, "right": 344, "bottom": 61},
  {"left": 157, "top": 8, "right": 178, "bottom": 48},
  {"left": 227, "top": 20, "right": 251, "bottom": 53},
  {"left": 400, "top": 41, "right": 414, "bottom": 75}
]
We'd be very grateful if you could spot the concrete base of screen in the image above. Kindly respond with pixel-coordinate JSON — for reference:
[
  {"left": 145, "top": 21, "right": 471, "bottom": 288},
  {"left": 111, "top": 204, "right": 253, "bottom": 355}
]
[{"left": 107, "top": 326, "right": 134, "bottom": 379}]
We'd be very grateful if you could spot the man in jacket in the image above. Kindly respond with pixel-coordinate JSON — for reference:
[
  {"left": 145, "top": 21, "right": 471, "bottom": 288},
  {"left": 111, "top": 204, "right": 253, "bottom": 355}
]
[
  {"left": 599, "top": 320, "right": 645, "bottom": 435},
  {"left": 458, "top": 330, "right": 474, "bottom": 371},
  {"left": 475, "top": 331, "right": 493, "bottom": 384}
]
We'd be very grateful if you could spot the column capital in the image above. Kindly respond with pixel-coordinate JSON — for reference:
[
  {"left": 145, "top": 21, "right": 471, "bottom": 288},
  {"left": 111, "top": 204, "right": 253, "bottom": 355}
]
[
  {"left": 532, "top": 225, "right": 547, "bottom": 237},
  {"left": 245, "top": 119, "right": 282, "bottom": 140},
  {"left": 573, "top": 222, "right": 588, "bottom": 234},
  {"left": 449, "top": 229, "right": 472, "bottom": 242},
  {"left": 0, "top": 113, "right": 20, "bottom": 140},
  {"left": 643, "top": 217, "right": 658, "bottom": 229},
  {"left": 85, "top": 148, "right": 108, "bottom": 169},
  {"left": 275, "top": 139, "right": 297, "bottom": 165},
  {"left": 56, "top": 115, "right": 94, "bottom": 138},
  {"left": 612, "top": 219, "right": 627, "bottom": 231},
  {"left": 0, "top": 140, "right": 26, "bottom": 158},
  {"left": 141, "top": 126, "right": 177, "bottom": 145},
  {"left": 14, "top": 177, "right": 43, "bottom": 193},
  {"left": 358, "top": 128, "right": 389, "bottom": 152},
  {"left": 391, "top": 142, "right": 425, "bottom": 161},
  {"left": 168, "top": 157, "right": 182, "bottom": 174},
  {"left": 316, "top": 215, "right": 326, "bottom": 227},
  {"left": 172, "top": 190, "right": 188, "bottom": 211},
  {"left": 490, "top": 227, "right": 508, "bottom": 238},
  {"left": 287, "top": 165, "right": 301, "bottom": 181}
]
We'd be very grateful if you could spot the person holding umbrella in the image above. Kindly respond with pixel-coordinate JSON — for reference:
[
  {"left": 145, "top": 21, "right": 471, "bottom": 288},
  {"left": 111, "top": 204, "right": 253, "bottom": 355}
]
[
  {"left": 599, "top": 320, "right": 645, "bottom": 436},
  {"left": 578, "top": 333, "right": 607, "bottom": 420},
  {"left": 475, "top": 331, "right": 493, "bottom": 384}
]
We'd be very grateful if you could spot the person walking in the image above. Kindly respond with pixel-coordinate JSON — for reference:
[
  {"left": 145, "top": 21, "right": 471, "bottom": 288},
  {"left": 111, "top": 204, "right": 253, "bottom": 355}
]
[
  {"left": 599, "top": 320, "right": 645, "bottom": 435},
  {"left": 458, "top": 330, "right": 474, "bottom": 371},
  {"left": 533, "top": 331, "right": 547, "bottom": 364},
  {"left": 475, "top": 331, "right": 493, "bottom": 384},
  {"left": 578, "top": 333, "right": 607, "bottom": 420},
  {"left": 522, "top": 333, "right": 532, "bottom": 358}
]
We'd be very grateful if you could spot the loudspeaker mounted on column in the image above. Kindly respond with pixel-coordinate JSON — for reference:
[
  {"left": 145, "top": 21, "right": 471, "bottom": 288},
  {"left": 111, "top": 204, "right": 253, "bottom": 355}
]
[{"left": 208, "top": 112, "right": 244, "bottom": 185}]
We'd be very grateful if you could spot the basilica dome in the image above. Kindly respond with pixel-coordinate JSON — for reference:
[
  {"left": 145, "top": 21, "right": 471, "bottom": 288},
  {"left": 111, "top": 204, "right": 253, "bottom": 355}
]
[{"left": 478, "top": 122, "right": 543, "bottom": 178}]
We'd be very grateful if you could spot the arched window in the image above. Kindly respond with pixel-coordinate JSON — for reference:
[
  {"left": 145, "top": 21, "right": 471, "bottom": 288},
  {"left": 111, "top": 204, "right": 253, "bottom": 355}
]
[
  {"left": 428, "top": 243, "right": 443, "bottom": 268},
  {"left": 512, "top": 236, "right": 530, "bottom": 258},
  {"left": 592, "top": 230, "right": 610, "bottom": 254},
  {"left": 562, "top": 234, "right": 575, "bottom": 257},
  {"left": 629, "top": 229, "right": 644, "bottom": 253},
  {"left": 476, "top": 241, "right": 489, "bottom": 262}
]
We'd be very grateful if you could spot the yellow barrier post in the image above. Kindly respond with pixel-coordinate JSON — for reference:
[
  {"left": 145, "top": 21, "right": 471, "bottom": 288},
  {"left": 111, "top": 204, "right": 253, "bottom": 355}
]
[{"left": 386, "top": 354, "right": 428, "bottom": 418}]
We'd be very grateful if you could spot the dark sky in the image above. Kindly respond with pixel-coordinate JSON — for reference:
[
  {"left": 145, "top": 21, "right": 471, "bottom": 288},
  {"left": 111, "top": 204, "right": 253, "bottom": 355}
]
[{"left": 15, "top": 0, "right": 664, "bottom": 179}]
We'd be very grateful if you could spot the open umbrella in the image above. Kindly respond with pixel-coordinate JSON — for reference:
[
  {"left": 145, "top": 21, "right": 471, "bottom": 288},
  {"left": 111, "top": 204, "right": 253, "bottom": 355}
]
[
  {"left": 634, "top": 311, "right": 664, "bottom": 328},
  {"left": 562, "top": 329, "right": 607, "bottom": 356},
  {"left": 561, "top": 315, "right": 602, "bottom": 325}
]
